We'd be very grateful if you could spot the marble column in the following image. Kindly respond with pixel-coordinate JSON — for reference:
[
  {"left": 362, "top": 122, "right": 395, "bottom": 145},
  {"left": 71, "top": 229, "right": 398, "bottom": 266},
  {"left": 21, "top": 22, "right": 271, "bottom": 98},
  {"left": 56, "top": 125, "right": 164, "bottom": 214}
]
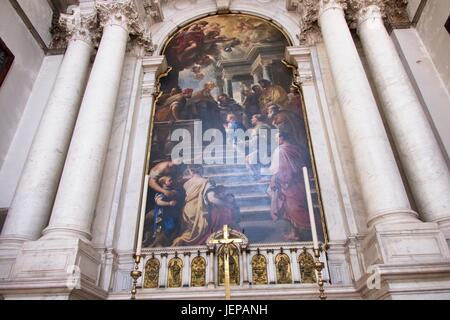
[
  {"left": 262, "top": 64, "right": 271, "bottom": 82},
  {"left": 42, "top": 4, "right": 132, "bottom": 241},
  {"left": 318, "top": 0, "right": 418, "bottom": 227},
  {"left": 242, "top": 249, "right": 249, "bottom": 285},
  {"left": 356, "top": 4, "right": 450, "bottom": 230},
  {"left": 290, "top": 249, "right": 301, "bottom": 283},
  {"left": 207, "top": 248, "right": 215, "bottom": 287},
  {"left": 267, "top": 250, "right": 276, "bottom": 284},
  {"left": 252, "top": 73, "right": 259, "bottom": 84},
  {"left": 159, "top": 254, "right": 168, "bottom": 288},
  {"left": 183, "top": 253, "right": 190, "bottom": 287},
  {"left": 0, "top": 11, "right": 95, "bottom": 246},
  {"left": 225, "top": 79, "right": 233, "bottom": 98}
]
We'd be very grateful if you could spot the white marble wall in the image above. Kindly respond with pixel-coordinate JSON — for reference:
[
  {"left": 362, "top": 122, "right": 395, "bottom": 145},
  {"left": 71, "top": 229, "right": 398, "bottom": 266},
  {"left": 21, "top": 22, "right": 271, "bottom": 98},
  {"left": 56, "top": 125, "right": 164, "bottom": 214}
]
[
  {"left": 391, "top": 29, "right": 450, "bottom": 164},
  {"left": 0, "top": 55, "right": 63, "bottom": 209},
  {"left": 0, "top": 0, "right": 45, "bottom": 175},
  {"left": 17, "top": 0, "right": 54, "bottom": 47}
]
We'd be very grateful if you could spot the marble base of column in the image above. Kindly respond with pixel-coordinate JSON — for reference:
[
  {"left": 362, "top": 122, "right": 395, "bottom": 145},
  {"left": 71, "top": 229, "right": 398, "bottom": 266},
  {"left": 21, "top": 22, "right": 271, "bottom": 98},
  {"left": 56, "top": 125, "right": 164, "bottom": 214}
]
[
  {"left": 0, "top": 238, "right": 105, "bottom": 299},
  {"left": 362, "top": 222, "right": 450, "bottom": 268}
]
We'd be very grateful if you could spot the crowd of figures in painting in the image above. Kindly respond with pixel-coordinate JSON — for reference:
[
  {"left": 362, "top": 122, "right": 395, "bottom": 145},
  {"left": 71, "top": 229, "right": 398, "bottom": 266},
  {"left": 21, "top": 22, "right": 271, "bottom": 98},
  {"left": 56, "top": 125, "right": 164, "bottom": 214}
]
[{"left": 142, "top": 14, "right": 325, "bottom": 248}]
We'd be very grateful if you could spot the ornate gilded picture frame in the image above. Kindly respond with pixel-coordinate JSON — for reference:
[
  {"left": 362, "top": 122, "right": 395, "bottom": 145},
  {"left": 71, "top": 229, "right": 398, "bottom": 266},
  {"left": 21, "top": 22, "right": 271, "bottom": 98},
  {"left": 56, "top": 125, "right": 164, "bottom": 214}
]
[{"left": 141, "top": 14, "right": 328, "bottom": 249}]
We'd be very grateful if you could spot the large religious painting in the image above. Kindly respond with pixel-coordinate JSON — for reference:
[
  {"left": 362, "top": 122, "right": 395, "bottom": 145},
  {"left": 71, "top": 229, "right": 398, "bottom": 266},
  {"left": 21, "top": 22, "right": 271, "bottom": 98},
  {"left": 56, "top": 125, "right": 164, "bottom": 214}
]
[
  {"left": 0, "top": 38, "right": 14, "bottom": 87},
  {"left": 142, "top": 14, "right": 326, "bottom": 248}
]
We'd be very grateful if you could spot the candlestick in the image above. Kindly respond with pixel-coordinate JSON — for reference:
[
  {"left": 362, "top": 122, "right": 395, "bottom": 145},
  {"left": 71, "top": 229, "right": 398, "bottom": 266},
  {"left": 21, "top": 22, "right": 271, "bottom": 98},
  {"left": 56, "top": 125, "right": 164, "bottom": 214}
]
[
  {"left": 303, "top": 167, "right": 319, "bottom": 250},
  {"left": 136, "top": 174, "right": 150, "bottom": 256}
]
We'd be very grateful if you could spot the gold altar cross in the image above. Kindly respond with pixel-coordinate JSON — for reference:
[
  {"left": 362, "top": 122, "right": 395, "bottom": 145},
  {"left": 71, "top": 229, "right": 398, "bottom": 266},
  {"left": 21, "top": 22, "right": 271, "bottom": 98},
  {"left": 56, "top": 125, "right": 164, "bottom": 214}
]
[{"left": 210, "top": 225, "right": 243, "bottom": 300}]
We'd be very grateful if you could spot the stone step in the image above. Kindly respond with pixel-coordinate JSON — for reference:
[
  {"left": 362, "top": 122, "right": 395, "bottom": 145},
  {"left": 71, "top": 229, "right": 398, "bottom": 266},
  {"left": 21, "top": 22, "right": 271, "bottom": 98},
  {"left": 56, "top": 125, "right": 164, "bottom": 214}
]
[
  {"left": 222, "top": 181, "right": 270, "bottom": 195},
  {"left": 202, "top": 157, "right": 248, "bottom": 166},
  {"left": 239, "top": 220, "right": 279, "bottom": 243},
  {"left": 235, "top": 194, "right": 271, "bottom": 208},
  {"left": 239, "top": 206, "right": 272, "bottom": 221},
  {"left": 203, "top": 164, "right": 249, "bottom": 175},
  {"left": 206, "top": 172, "right": 262, "bottom": 184}
]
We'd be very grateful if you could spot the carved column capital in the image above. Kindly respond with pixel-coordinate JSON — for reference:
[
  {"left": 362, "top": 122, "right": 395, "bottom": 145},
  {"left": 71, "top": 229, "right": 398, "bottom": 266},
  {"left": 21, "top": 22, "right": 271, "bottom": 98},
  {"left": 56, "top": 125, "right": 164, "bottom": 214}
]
[
  {"left": 96, "top": 0, "right": 145, "bottom": 34},
  {"left": 58, "top": 7, "right": 98, "bottom": 47},
  {"left": 346, "top": 0, "right": 384, "bottom": 28},
  {"left": 319, "top": 0, "right": 348, "bottom": 15},
  {"left": 96, "top": 0, "right": 155, "bottom": 56},
  {"left": 346, "top": 0, "right": 410, "bottom": 29}
]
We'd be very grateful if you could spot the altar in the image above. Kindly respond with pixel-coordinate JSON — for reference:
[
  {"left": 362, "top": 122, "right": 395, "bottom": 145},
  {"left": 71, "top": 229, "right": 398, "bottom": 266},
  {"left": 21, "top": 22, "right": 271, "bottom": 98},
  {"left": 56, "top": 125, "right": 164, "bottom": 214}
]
[{"left": 134, "top": 226, "right": 329, "bottom": 300}]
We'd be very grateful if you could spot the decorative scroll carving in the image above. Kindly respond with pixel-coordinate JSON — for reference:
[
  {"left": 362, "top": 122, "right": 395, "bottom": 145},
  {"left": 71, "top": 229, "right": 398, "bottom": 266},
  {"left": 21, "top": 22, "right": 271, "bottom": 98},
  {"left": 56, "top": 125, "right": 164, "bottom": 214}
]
[
  {"left": 251, "top": 254, "right": 268, "bottom": 285},
  {"left": 143, "top": 258, "right": 160, "bottom": 288},
  {"left": 275, "top": 253, "right": 292, "bottom": 284},
  {"left": 191, "top": 256, "right": 207, "bottom": 287},
  {"left": 381, "top": 0, "right": 410, "bottom": 29},
  {"left": 143, "top": 0, "right": 164, "bottom": 23},
  {"left": 298, "top": 248, "right": 316, "bottom": 283},
  {"left": 287, "top": 0, "right": 321, "bottom": 45},
  {"left": 218, "top": 244, "right": 240, "bottom": 286},
  {"left": 129, "top": 30, "right": 156, "bottom": 57},
  {"left": 168, "top": 257, "right": 183, "bottom": 288}
]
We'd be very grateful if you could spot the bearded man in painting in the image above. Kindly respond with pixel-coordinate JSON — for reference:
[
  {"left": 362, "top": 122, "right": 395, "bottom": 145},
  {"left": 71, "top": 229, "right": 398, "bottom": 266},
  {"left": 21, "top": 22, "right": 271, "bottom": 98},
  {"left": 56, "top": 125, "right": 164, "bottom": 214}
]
[{"left": 268, "top": 132, "right": 311, "bottom": 241}]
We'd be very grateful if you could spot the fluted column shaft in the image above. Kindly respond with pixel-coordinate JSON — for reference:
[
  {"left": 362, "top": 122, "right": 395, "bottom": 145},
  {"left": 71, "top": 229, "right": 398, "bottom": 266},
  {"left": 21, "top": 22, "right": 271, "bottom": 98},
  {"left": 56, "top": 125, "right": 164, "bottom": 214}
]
[
  {"left": 318, "top": 0, "right": 418, "bottom": 227},
  {"left": 43, "top": 12, "right": 129, "bottom": 241},
  {"left": 357, "top": 4, "right": 450, "bottom": 228},
  {"left": 0, "top": 13, "right": 94, "bottom": 246}
]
